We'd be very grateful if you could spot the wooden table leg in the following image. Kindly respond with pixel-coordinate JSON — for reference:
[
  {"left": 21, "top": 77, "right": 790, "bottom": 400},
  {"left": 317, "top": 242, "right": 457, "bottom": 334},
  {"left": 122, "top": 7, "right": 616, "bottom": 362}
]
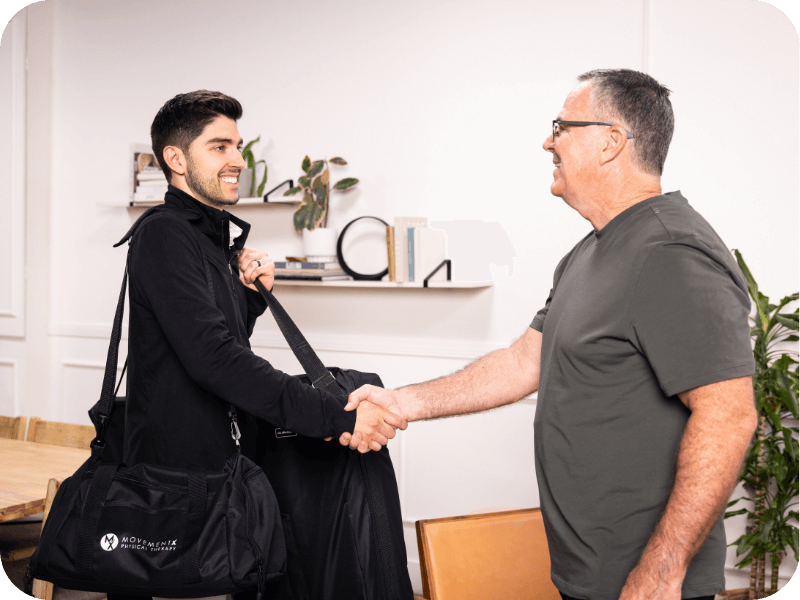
[{"left": 31, "top": 478, "right": 60, "bottom": 600}]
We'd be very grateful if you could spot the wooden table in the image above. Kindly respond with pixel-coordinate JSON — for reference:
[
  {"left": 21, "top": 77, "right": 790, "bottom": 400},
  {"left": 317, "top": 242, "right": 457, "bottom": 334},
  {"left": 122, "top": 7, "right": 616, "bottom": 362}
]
[{"left": 0, "top": 438, "right": 90, "bottom": 522}]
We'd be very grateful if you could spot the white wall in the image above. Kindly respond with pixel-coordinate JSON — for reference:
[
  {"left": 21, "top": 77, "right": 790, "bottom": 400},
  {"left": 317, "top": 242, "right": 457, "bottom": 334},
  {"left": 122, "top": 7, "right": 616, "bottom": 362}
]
[{"left": 1, "top": 0, "right": 798, "bottom": 595}]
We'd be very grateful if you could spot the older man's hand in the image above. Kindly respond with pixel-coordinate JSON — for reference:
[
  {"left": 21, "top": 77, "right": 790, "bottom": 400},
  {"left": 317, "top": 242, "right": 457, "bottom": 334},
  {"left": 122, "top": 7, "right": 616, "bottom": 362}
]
[
  {"left": 342, "top": 385, "right": 409, "bottom": 453},
  {"left": 347, "top": 399, "right": 407, "bottom": 453},
  {"left": 618, "top": 563, "right": 683, "bottom": 600}
]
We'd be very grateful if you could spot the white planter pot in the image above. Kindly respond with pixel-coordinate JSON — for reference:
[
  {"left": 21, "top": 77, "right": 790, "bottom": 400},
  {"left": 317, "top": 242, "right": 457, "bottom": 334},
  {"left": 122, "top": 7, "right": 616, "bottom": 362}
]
[{"left": 302, "top": 228, "right": 339, "bottom": 263}]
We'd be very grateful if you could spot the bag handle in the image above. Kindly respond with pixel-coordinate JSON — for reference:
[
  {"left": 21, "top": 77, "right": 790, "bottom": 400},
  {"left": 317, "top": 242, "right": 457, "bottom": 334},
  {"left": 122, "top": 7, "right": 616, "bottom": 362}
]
[{"left": 253, "top": 279, "right": 340, "bottom": 393}]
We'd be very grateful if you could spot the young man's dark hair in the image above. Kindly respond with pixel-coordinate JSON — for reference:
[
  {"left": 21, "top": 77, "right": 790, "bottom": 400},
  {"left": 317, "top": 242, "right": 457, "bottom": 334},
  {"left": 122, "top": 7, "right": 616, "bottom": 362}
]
[
  {"left": 578, "top": 68, "right": 674, "bottom": 176},
  {"left": 150, "top": 90, "right": 243, "bottom": 182}
]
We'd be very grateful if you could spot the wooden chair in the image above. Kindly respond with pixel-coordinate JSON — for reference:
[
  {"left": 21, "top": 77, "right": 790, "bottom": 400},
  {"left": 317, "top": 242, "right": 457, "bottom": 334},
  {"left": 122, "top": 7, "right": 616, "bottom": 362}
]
[
  {"left": 0, "top": 416, "right": 27, "bottom": 440},
  {"left": 27, "top": 418, "right": 96, "bottom": 449},
  {"left": 2, "top": 419, "right": 94, "bottom": 596},
  {"left": 415, "top": 508, "right": 560, "bottom": 600},
  {"left": 0, "top": 479, "right": 60, "bottom": 597}
]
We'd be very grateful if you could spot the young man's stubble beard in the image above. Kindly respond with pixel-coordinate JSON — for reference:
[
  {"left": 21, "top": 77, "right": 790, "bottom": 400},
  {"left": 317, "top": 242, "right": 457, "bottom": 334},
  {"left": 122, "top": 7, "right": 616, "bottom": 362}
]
[{"left": 185, "top": 154, "right": 240, "bottom": 208}]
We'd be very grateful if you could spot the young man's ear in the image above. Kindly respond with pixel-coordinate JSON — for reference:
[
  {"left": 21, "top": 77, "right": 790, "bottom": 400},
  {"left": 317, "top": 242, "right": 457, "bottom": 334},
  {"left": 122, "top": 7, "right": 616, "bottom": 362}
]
[{"left": 163, "top": 146, "right": 187, "bottom": 179}]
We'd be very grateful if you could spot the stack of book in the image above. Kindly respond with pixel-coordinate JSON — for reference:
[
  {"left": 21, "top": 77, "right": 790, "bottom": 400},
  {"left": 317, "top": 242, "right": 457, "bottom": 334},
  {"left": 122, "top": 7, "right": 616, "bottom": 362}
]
[
  {"left": 387, "top": 217, "right": 448, "bottom": 284},
  {"left": 273, "top": 261, "right": 351, "bottom": 281},
  {"left": 131, "top": 144, "right": 168, "bottom": 205}
]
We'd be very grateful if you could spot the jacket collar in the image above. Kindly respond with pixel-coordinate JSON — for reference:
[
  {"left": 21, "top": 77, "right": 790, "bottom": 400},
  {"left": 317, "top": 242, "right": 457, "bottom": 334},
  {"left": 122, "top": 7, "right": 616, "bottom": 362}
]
[
  {"left": 163, "top": 185, "right": 251, "bottom": 255},
  {"left": 115, "top": 185, "right": 252, "bottom": 255}
]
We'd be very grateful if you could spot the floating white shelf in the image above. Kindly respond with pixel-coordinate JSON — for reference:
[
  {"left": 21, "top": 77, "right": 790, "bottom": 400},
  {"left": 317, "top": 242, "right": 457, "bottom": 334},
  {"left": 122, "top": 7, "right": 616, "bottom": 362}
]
[
  {"left": 98, "top": 197, "right": 299, "bottom": 208},
  {"left": 273, "top": 279, "right": 492, "bottom": 289}
]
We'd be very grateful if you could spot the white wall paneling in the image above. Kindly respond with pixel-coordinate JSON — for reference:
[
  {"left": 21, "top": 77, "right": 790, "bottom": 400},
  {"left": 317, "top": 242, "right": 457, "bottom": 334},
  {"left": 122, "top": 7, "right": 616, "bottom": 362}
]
[
  {"left": 0, "top": 8, "right": 26, "bottom": 337},
  {"left": 0, "top": 358, "right": 20, "bottom": 416}
]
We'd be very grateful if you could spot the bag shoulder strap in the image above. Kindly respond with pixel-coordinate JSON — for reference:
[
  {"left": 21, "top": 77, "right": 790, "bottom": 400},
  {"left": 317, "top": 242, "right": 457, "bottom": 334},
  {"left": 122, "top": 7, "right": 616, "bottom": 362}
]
[{"left": 253, "top": 279, "right": 339, "bottom": 393}]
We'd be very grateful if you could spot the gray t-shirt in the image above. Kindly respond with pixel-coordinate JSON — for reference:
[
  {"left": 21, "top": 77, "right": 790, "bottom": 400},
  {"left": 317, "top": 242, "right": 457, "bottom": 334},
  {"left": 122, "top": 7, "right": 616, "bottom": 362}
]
[{"left": 531, "top": 191, "right": 755, "bottom": 600}]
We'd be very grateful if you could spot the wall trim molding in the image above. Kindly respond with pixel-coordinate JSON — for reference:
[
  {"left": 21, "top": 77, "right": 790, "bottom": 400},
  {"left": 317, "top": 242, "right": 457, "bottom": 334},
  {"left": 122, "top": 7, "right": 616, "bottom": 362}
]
[
  {"left": 0, "top": 358, "right": 20, "bottom": 415},
  {"left": 49, "top": 321, "right": 509, "bottom": 361},
  {"left": 62, "top": 359, "right": 106, "bottom": 370},
  {"left": 0, "top": 10, "right": 27, "bottom": 337},
  {"left": 50, "top": 321, "right": 128, "bottom": 340}
]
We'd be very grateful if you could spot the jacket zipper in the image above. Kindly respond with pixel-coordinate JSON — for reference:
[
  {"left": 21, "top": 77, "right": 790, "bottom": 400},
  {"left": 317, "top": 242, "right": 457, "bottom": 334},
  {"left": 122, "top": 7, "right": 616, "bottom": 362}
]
[{"left": 222, "top": 247, "right": 235, "bottom": 291}]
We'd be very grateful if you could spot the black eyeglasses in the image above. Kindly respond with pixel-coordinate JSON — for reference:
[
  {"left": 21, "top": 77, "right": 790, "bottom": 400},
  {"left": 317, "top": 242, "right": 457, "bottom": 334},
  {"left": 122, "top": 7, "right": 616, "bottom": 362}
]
[{"left": 552, "top": 119, "right": 634, "bottom": 142}]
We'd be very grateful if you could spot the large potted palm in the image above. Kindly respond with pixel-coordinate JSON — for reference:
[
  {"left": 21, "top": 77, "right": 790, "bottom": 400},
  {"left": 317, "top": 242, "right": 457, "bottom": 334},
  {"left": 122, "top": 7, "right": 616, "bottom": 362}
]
[{"left": 721, "top": 250, "right": 798, "bottom": 599}]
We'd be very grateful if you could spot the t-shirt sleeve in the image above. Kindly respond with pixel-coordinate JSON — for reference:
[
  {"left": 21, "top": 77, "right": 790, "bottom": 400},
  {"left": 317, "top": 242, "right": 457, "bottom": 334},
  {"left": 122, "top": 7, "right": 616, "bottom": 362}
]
[
  {"left": 531, "top": 287, "right": 554, "bottom": 332},
  {"left": 627, "top": 241, "right": 755, "bottom": 397},
  {"left": 531, "top": 244, "right": 581, "bottom": 332}
]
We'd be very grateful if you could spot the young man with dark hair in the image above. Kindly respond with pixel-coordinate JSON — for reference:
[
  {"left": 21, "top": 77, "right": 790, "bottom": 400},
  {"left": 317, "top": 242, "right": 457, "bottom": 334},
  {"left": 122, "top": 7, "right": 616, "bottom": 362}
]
[{"left": 124, "top": 88, "right": 403, "bottom": 495}]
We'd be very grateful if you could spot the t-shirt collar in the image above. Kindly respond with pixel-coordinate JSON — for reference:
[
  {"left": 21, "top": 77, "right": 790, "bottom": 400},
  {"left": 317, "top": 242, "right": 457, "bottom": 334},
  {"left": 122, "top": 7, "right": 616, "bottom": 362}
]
[{"left": 593, "top": 191, "right": 684, "bottom": 241}]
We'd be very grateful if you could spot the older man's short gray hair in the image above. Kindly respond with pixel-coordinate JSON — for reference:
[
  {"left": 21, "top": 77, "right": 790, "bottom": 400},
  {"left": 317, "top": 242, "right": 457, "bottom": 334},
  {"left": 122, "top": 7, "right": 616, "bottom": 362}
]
[{"left": 578, "top": 69, "right": 674, "bottom": 176}]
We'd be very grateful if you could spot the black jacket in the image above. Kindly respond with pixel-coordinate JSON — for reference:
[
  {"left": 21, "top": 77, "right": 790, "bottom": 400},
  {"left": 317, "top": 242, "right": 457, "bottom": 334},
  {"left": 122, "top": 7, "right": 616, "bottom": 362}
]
[{"left": 122, "top": 186, "right": 356, "bottom": 470}]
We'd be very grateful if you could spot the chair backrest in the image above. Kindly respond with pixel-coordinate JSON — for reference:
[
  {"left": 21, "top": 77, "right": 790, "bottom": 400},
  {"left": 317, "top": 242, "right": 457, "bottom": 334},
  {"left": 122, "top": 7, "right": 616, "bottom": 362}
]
[
  {"left": 26, "top": 417, "right": 96, "bottom": 449},
  {"left": 416, "top": 507, "right": 561, "bottom": 600},
  {"left": 0, "top": 415, "right": 27, "bottom": 440}
]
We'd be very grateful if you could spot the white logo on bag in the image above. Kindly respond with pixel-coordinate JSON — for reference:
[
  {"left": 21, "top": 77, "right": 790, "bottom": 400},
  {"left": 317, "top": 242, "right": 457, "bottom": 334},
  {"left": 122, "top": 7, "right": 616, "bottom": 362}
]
[
  {"left": 100, "top": 533, "right": 118, "bottom": 551},
  {"left": 119, "top": 537, "right": 178, "bottom": 552}
]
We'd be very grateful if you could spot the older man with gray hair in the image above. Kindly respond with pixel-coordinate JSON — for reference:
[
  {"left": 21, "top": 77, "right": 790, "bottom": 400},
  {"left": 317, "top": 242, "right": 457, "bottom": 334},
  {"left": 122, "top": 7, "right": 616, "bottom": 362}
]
[{"left": 343, "top": 69, "right": 758, "bottom": 600}]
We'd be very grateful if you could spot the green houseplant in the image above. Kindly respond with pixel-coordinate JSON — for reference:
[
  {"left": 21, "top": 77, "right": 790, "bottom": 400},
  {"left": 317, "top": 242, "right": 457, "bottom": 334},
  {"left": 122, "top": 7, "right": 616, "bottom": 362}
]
[
  {"left": 283, "top": 156, "right": 358, "bottom": 232},
  {"left": 723, "top": 250, "right": 798, "bottom": 599},
  {"left": 240, "top": 136, "right": 268, "bottom": 198}
]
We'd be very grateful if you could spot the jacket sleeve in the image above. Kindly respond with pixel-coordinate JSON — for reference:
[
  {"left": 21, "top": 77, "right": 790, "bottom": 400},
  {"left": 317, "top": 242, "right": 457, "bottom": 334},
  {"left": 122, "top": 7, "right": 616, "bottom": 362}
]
[
  {"left": 129, "top": 217, "right": 356, "bottom": 438},
  {"left": 244, "top": 285, "right": 269, "bottom": 337}
]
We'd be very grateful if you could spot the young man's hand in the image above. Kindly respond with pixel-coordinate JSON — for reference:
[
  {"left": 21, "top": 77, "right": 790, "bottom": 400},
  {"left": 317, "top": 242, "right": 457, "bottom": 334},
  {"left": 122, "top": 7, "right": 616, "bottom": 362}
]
[
  {"left": 237, "top": 246, "right": 275, "bottom": 291},
  {"left": 349, "top": 400, "right": 408, "bottom": 453},
  {"left": 341, "top": 385, "right": 410, "bottom": 453}
]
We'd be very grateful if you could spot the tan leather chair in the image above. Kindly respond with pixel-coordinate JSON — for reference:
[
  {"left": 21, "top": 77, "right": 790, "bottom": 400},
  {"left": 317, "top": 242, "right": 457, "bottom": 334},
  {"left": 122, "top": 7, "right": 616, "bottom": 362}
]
[
  {"left": 415, "top": 507, "right": 560, "bottom": 600},
  {"left": 0, "top": 416, "right": 27, "bottom": 440},
  {"left": 27, "top": 418, "right": 96, "bottom": 449}
]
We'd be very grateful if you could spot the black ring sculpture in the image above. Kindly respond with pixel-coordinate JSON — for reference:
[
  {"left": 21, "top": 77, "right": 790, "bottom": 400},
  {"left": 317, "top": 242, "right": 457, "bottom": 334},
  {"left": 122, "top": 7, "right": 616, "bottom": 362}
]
[{"left": 336, "top": 216, "right": 390, "bottom": 281}]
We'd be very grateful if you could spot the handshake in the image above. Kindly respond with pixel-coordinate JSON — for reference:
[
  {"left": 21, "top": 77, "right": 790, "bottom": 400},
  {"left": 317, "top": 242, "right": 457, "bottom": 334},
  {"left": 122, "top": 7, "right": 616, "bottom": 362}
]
[{"left": 334, "top": 385, "right": 411, "bottom": 453}]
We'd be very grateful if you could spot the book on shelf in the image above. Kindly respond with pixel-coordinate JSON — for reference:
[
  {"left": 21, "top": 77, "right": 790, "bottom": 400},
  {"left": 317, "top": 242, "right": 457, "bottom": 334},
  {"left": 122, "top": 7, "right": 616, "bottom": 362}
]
[
  {"left": 136, "top": 178, "right": 168, "bottom": 187},
  {"left": 136, "top": 172, "right": 168, "bottom": 182},
  {"left": 275, "top": 274, "right": 352, "bottom": 281},
  {"left": 133, "top": 188, "right": 168, "bottom": 201},
  {"left": 408, "top": 227, "right": 416, "bottom": 282},
  {"left": 131, "top": 143, "right": 166, "bottom": 203},
  {"left": 275, "top": 268, "right": 346, "bottom": 277},
  {"left": 393, "top": 217, "right": 427, "bottom": 283},
  {"left": 273, "top": 261, "right": 341, "bottom": 270},
  {"left": 415, "top": 228, "right": 448, "bottom": 283},
  {"left": 386, "top": 226, "right": 396, "bottom": 282}
]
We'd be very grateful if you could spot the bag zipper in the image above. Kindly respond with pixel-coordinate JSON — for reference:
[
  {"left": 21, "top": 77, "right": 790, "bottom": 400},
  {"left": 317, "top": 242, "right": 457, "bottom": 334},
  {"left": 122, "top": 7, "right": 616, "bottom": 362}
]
[{"left": 112, "top": 472, "right": 186, "bottom": 494}]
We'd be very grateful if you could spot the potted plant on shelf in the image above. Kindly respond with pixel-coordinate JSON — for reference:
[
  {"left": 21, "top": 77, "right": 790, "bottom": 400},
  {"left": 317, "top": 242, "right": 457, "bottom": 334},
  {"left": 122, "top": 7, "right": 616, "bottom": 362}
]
[
  {"left": 283, "top": 156, "right": 358, "bottom": 261},
  {"left": 239, "top": 136, "right": 268, "bottom": 198},
  {"left": 721, "top": 250, "right": 798, "bottom": 600}
]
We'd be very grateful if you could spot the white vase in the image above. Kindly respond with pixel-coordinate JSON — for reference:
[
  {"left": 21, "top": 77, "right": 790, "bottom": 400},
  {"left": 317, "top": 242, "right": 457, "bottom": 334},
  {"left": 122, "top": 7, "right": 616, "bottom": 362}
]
[{"left": 302, "top": 228, "right": 339, "bottom": 263}]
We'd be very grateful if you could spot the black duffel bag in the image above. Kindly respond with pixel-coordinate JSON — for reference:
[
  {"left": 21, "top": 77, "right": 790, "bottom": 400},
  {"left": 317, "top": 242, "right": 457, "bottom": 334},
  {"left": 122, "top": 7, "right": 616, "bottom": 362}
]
[
  {"left": 26, "top": 254, "right": 286, "bottom": 598},
  {"left": 251, "top": 279, "right": 414, "bottom": 600}
]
